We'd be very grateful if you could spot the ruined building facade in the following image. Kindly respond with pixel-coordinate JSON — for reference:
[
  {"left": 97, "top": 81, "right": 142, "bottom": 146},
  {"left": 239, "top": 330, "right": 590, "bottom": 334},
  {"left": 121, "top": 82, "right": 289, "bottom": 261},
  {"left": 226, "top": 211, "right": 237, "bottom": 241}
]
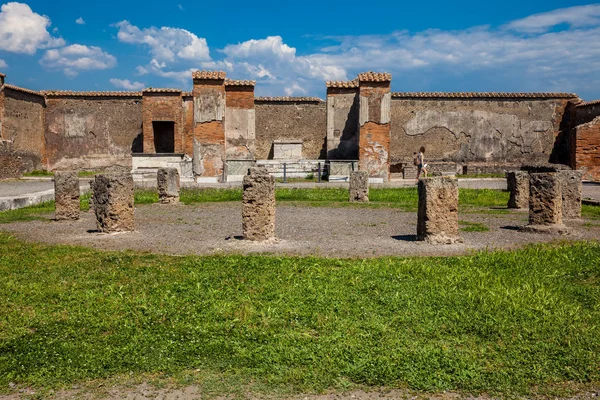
[{"left": 0, "top": 70, "right": 599, "bottom": 181}]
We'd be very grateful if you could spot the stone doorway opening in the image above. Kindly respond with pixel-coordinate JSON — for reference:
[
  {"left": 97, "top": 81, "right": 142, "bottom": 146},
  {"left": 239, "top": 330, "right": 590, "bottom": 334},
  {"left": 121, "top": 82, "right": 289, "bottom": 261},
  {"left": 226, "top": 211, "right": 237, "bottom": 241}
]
[{"left": 152, "top": 121, "right": 175, "bottom": 153}]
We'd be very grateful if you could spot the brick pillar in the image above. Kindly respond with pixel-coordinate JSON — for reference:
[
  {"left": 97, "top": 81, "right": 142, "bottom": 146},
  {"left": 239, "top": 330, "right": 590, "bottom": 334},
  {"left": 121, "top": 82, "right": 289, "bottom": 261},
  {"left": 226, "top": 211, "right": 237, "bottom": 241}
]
[
  {"left": 506, "top": 171, "right": 529, "bottom": 209},
  {"left": 326, "top": 81, "right": 359, "bottom": 160},
  {"left": 225, "top": 80, "right": 256, "bottom": 160},
  {"left": 157, "top": 167, "right": 180, "bottom": 204},
  {"left": 192, "top": 71, "right": 226, "bottom": 180},
  {"left": 142, "top": 89, "right": 183, "bottom": 154},
  {"left": 357, "top": 72, "right": 391, "bottom": 182},
  {"left": 54, "top": 171, "right": 80, "bottom": 220},
  {"left": 91, "top": 173, "right": 135, "bottom": 233},
  {"left": 521, "top": 173, "right": 571, "bottom": 234},
  {"left": 417, "top": 176, "right": 462, "bottom": 244},
  {"left": 349, "top": 170, "right": 369, "bottom": 202},
  {"left": 559, "top": 170, "right": 583, "bottom": 219},
  {"left": 242, "top": 167, "right": 275, "bottom": 241}
]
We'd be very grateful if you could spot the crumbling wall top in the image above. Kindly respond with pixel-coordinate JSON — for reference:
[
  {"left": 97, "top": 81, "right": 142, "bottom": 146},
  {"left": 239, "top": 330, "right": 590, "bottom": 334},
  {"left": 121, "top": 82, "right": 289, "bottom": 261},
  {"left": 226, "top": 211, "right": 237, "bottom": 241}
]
[
  {"left": 391, "top": 91, "right": 578, "bottom": 99},
  {"left": 225, "top": 79, "right": 256, "bottom": 87},
  {"left": 576, "top": 99, "right": 600, "bottom": 107},
  {"left": 357, "top": 72, "right": 392, "bottom": 82},
  {"left": 326, "top": 79, "right": 359, "bottom": 88},
  {"left": 5, "top": 84, "right": 45, "bottom": 97},
  {"left": 192, "top": 70, "right": 226, "bottom": 80}
]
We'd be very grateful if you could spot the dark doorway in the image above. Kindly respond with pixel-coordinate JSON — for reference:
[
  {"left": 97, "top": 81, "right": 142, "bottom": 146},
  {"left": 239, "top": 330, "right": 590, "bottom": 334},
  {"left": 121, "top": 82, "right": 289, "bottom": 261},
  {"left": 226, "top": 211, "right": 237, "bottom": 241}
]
[{"left": 152, "top": 121, "right": 175, "bottom": 153}]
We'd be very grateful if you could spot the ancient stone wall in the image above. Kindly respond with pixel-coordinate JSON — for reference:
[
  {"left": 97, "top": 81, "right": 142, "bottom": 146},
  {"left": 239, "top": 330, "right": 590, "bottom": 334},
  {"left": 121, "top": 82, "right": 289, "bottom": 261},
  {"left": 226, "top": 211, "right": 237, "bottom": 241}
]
[
  {"left": 573, "top": 115, "right": 600, "bottom": 180},
  {"left": 225, "top": 83, "right": 255, "bottom": 160},
  {"left": 44, "top": 94, "right": 142, "bottom": 171},
  {"left": 3, "top": 87, "right": 45, "bottom": 170},
  {"left": 142, "top": 90, "right": 183, "bottom": 154},
  {"left": 390, "top": 96, "right": 573, "bottom": 166},
  {"left": 326, "top": 86, "right": 359, "bottom": 160},
  {"left": 255, "top": 98, "right": 326, "bottom": 160}
]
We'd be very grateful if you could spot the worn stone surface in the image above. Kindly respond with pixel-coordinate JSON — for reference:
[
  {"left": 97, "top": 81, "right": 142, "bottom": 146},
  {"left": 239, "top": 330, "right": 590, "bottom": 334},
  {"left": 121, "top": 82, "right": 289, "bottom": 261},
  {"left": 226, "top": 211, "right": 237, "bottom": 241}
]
[
  {"left": 349, "top": 171, "right": 369, "bottom": 202},
  {"left": 506, "top": 171, "right": 529, "bottom": 209},
  {"left": 157, "top": 168, "right": 180, "bottom": 204},
  {"left": 225, "top": 87, "right": 255, "bottom": 160},
  {"left": 255, "top": 100, "right": 326, "bottom": 160},
  {"left": 417, "top": 176, "right": 462, "bottom": 244},
  {"left": 559, "top": 170, "right": 583, "bottom": 219},
  {"left": 54, "top": 171, "right": 80, "bottom": 220},
  {"left": 242, "top": 167, "right": 275, "bottom": 241},
  {"left": 142, "top": 92, "right": 183, "bottom": 154},
  {"left": 390, "top": 98, "right": 571, "bottom": 167},
  {"left": 92, "top": 173, "right": 135, "bottom": 233},
  {"left": 522, "top": 172, "right": 572, "bottom": 234},
  {"left": 359, "top": 81, "right": 391, "bottom": 180},
  {"left": 327, "top": 89, "right": 359, "bottom": 160}
]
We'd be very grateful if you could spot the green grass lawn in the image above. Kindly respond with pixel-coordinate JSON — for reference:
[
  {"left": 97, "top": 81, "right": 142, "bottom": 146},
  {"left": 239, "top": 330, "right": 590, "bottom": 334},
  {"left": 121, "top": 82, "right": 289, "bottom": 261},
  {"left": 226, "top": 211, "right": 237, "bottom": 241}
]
[{"left": 0, "top": 235, "right": 598, "bottom": 396}]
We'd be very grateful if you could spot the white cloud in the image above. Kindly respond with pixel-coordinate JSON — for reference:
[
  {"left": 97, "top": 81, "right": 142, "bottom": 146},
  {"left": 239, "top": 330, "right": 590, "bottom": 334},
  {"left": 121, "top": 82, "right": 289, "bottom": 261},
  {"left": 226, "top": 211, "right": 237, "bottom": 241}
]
[
  {"left": 178, "top": 4, "right": 183, "bottom": 11},
  {"left": 40, "top": 44, "right": 117, "bottom": 77},
  {"left": 0, "top": 59, "right": 7, "bottom": 68},
  {"left": 505, "top": 4, "right": 600, "bottom": 33},
  {"left": 76, "top": 17, "right": 85, "bottom": 25},
  {"left": 0, "top": 2, "right": 65, "bottom": 54},
  {"left": 223, "top": 36, "right": 296, "bottom": 60},
  {"left": 109, "top": 78, "right": 145, "bottom": 90},
  {"left": 114, "top": 20, "right": 210, "bottom": 63}
]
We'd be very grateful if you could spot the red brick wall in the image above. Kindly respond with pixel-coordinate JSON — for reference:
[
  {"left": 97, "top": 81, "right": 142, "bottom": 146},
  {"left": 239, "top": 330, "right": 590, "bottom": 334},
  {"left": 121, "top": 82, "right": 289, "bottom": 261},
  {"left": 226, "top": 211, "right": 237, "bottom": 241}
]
[
  {"left": 142, "top": 92, "right": 183, "bottom": 153},
  {"left": 359, "top": 81, "right": 390, "bottom": 180},
  {"left": 4, "top": 88, "right": 45, "bottom": 168},
  {"left": 574, "top": 116, "right": 600, "bottom": 180},
  {"left": 225, "top": 86, "right": 254, "bottom": 109}
]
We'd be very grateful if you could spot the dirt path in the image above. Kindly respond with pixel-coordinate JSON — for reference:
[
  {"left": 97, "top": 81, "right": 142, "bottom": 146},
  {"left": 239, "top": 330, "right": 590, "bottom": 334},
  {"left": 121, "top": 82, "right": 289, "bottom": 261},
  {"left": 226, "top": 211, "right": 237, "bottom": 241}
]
[{"left": 1, "top": 203, "right": 599, "bottom": 258}]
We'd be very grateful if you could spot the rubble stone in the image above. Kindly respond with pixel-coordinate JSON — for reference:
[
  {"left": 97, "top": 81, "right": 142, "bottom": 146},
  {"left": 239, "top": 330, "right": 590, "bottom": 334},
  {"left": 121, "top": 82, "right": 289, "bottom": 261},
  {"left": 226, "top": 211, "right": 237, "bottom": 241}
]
[
  {"left": 91, "top": 173, "right": 135, "bottom": 233},
  {"left": 506, "top": 171, "right": 529, "bottom": 209},
  {"left": 242, "top": 167, "right": 275, "bottom": 241},
  {"left": 559, "top": 170, "right": 583, "bottom": 219},
  {"left": 157, "top": 168, "right": 180, "bottom": 204},
  {"left": 417, "top": 176, "right": 462, "bottom": 244},
  {"left": 349, "top": 171, "right": 369, "bottom": 202},
  {"left": 521, "top": 172, "right": 571, "bottom": 234},
  {"left": 54, "top": 171, "right": 80, "bottom": 220}
]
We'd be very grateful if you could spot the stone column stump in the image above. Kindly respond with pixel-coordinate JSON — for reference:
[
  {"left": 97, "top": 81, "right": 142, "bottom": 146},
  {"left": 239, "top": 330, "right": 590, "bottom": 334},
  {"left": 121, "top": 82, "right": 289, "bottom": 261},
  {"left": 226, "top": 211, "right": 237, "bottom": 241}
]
[
  {"left": 559, "top": 170, "right": 583, "bottom": 219},
  {"left": 506, "top": 171, "right": 529, "bottom": 209},
  {"left": 157, "top": 168, "right": 180, "bottom": 204},
  {"left": 349, "top": 171, "right": 369, "bottom": 202},
  {"left": 521, "top": 173, "right": 571, "bottom": 234},
  {"left": 91, "top": 173, "right": 135, "bottom": 233},
  {"left": 54, "top": 171, "right": 80, "bottom": 220},
  {"left": 417, "top": 176, "right": 462, "bottom": 244},
  {"left": 242, "top": 167, "right": 275, "bottom": 241}
]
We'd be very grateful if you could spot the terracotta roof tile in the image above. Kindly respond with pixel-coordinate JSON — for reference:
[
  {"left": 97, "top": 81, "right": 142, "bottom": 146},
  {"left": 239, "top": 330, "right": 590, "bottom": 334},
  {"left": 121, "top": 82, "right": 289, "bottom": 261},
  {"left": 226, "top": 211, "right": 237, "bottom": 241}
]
[
  {"left": 0, "top": 72, "right": 5, "bottom": 78},
  {"left": 326, "top": 79, "right": 359, "bottom": 88},
  {"left": 357, "top": 71, "right": 392, "bottom": 82},
  {"left": 192, "top": 70, "right": 227, "bottom": 80},
  {"left": 43, "top": 90, "right": 142, "bottom": 97},
  {"left": 4, "top": 84, "right": 44, "bottom": 97},
  {"left": 142, "top": 88, "right": 182, "bottom": 93},
  {"left": 182, "top": 91, "right": 193, "bottom": 97},
  {"left": 576, "top": 99, "right": 600, "bottom": 107},
  {"left": 254, "top": 96, "right": 324, "bottom": 103},
  {"left": 224, "top": 79, "right": 256, "bottom": 87},
  {"left": 391, "top": 92, "right": 578, "bottom": 99}
]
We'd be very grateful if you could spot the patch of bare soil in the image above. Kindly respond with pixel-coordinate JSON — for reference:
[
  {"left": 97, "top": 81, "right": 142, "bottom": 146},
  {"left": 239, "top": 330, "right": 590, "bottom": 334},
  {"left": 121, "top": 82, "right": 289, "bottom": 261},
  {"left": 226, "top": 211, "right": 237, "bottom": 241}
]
[{"left": 0, "top": 203, "right": 599, "bottom": 258}]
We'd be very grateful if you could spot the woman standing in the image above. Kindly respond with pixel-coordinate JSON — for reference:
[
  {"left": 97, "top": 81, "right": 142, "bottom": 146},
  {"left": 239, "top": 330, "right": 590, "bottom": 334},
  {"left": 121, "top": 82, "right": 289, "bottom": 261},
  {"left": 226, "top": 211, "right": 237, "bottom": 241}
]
[{"left": 416, "top": 146, "right": 428, "bottom": 182}]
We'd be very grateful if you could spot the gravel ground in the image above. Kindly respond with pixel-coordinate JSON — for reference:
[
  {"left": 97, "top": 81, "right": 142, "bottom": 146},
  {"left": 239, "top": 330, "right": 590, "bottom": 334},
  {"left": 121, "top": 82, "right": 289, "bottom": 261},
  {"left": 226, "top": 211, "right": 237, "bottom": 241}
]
[{"left": 1, "top": 203, "right": 599, "bottom": 258}]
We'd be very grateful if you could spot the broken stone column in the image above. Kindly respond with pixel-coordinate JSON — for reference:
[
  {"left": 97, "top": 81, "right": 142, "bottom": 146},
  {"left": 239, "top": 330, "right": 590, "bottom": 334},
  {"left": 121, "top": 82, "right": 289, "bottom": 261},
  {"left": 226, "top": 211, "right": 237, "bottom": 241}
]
[
  {"left": 54, "top": 171, "right": 80, "bottom": 220},
  {"left": 417, "top": 176, "right": 462, "bottom": 244},
  {"left": 521, "top": 173, "right": 571, "bottom": 234},
  {"left": 91, "top": 173, "right": 135, "bottom": 233},
  {"left": 242, "top": 167, "right": 275, "bottom": 241},
  {"left": 506, "top": 171, "right": 529, "bottom": 209},
  {"left": 349, "top": 170, "right": 369, "bottom": 202},
  {"left": 157, "top": 168, "right": 180, "bottom": 204},
  {"left": 559, "top": 170, "right": 583, "bottom": 219}
]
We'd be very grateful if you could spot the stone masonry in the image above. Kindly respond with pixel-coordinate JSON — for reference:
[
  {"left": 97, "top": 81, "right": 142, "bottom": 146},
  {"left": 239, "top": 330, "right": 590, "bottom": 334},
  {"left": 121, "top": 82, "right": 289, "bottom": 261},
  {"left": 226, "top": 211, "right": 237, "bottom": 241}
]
[
  {"left": 559, "top": 170, "right": 583, "bottom": 219},
  {"left": 91, "top": 173, "right": 135, "bottom": 233},
  {"left": 242, "top": 167, "right": 275, "bottom": 241},
  {"left": 521, "top": 172, "right": 571, "bottom": 234},
  {"left": 506, "top": 171, "right": 529, "bottom": 209},
  {"left": 54, "top": 171, "right": 80, "bottom": 220},
  {"left": 417, "top": 176, "right": 462, "bottom": 244},
  {"left": 349, "top": 170, "right": 369, "bottom": 202},
  {"left": 157, "top": 167, "right": 180, "bottom": 204}
]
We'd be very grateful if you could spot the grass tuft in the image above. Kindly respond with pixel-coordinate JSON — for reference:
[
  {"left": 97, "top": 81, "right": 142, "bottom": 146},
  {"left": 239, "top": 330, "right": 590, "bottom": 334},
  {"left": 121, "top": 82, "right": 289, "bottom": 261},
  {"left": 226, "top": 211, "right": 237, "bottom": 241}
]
[{"left": 459, "top": 220, "right": 490, "bottom": 232}]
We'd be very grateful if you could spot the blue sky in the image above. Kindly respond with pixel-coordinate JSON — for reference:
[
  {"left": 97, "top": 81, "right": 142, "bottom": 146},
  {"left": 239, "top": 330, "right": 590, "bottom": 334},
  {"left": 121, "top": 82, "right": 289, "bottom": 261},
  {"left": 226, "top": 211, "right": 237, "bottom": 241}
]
[{"left": 1, "top": 0, "right": 599, "bottom": 99}]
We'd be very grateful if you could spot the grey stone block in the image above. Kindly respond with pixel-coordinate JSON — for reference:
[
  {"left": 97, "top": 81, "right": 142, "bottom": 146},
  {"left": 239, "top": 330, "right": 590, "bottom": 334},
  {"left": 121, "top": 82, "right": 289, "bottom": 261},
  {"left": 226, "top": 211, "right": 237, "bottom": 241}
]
[
  {"left": 157, "top": 168, "right": 180, "bottom": 204},
  {"left": 349, "top": 171, "right": 369, "bottom": 202},
  {"left": 242, "top": 167, "right": 275, "bottom": 241},
  {"left": 91, "top": 173, "right": 135, "bottom": 233},
  {"left": 54, "top": 171, "right": 80, "bottom": 221},
  {"left": 417, "top": 176, "right": 462, "bottom": 244}
]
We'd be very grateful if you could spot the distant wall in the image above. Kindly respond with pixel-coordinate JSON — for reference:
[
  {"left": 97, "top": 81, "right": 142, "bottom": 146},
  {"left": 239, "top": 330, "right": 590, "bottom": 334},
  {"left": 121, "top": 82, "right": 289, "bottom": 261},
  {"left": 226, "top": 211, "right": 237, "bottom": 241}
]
[
  {"left": 572, "top": 101, "right": 600, "bottom": 180},
  {"left": 3, "top": 87, "right": 45, "bottom": 170},
  {"left": 389, "top": 96, "right": 573, "bottom": 166},
  {"left": 45, "top": 96, "right": 142, "bottom": 170},
  {"left": 255, "top": 99, "right": 327, "bottom": 159}
]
